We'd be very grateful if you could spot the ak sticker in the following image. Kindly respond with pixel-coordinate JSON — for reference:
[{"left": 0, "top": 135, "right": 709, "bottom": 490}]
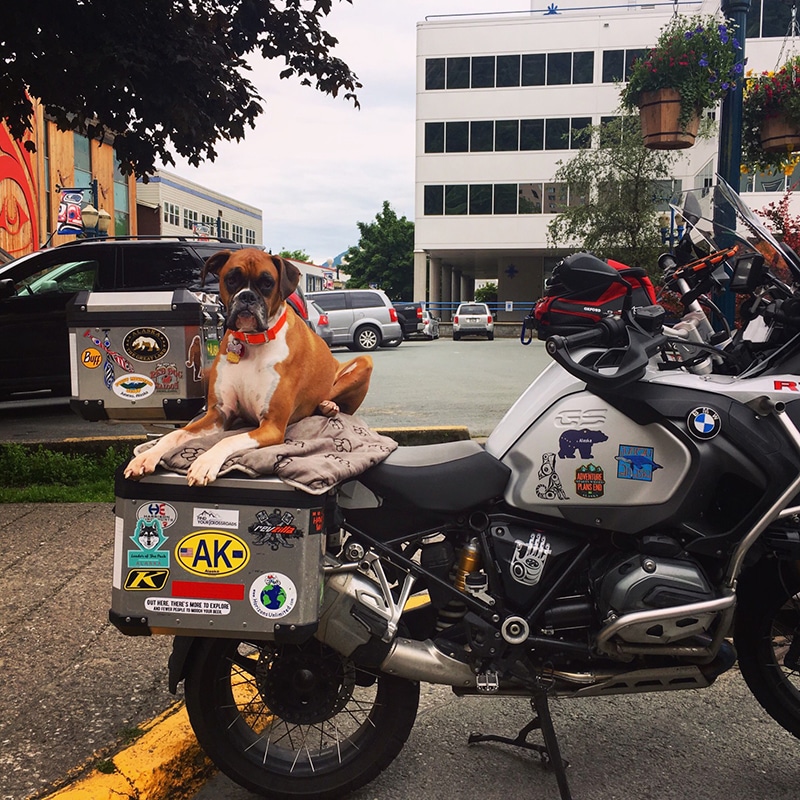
[
  {"left": 124, "top": 568, "right": 169, "bottom": 591},
  {"left": 249, "top": 509, "right": 304, "bottom": 550},
  {"left": 80, "top": 347, "right": 102, "bottom": 369},
  {"left": 616, "top": 445, "right": 662, "bottom": 482},
  {"left": 249, "top": 572, "right": 297, "bottom": 619},
  {"left": 176, "top": 530, "right": 250, "bottom": 577},
  {"left": 112, "top": 373, "right": 156, "bottom": 400},
  {"left": 128, "top": 519, "right": 169, "bottom": 568},
  {"left": 575, "top": 464, "right": 605, "bottom": 498},
  {"left": 687, "top": 407, "right": 721, "bottom": 440},
  {"left": 124, "top": 328, "right": 170, "bottom": 362}
]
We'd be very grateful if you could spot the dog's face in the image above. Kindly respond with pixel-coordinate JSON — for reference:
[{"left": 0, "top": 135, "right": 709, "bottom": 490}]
[{"left": 202, "top": 249, "right": 301, "bottom": 333}]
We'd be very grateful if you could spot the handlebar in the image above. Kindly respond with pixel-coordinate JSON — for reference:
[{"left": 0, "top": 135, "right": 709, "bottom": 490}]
[{"left": 546, "top": 315, "right": 668, "bottom": 389}]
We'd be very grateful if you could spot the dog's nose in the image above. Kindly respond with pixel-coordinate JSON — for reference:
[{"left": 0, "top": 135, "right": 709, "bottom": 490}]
[{"left": 236, "top": 289, "right": 258, "bottom": 304}]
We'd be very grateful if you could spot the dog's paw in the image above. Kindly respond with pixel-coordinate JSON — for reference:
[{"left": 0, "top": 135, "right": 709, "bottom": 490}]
[
  {"left": 124, "top": 453, "right": 159, "bottom": 480},
  {"left": 186, "top": 453, "right": 222, "bottom": 486},
  {"left": 318, "top": 400, "right": 340, "bottom": 418}
]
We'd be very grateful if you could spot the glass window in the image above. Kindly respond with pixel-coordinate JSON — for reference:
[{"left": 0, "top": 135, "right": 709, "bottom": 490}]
[
  {"left": 183, "top": 208, "right": 198, "bottom": 229},
  {"left": 626, "top": 49, "right": 647, "bottom": 80},
  {"left": 220, "top": 220, "right": 230, "bottom": 238},
  {"left": 520, "top": 119, "right": 544, "bottom": 150},
  {"left": 746, "top": 0, "right": 762, "bottom": 38},
  {"left": 246, "top": 229, "right": 256, "bottom": 245},
  {"left": 521, "top": 53, "right": 545, "bottom": 86},
  {"left": 312, "top": 292, "right": 347, "bottom": 311},
  {"left": 543, "top": 183, "right": 569, "bottom": 214},
  {"left": 469, "top": 185, "right": 493, "bottom": 215},
  {"left": 425, "top": 58, "right": 445, "bottom": 90},
  {"left": 163, "top": 202, "right": 180, "bottom": 226},
  {"left": 113, "top": 182, "right": 130, "bottom": 235},
  {"left": 471, "top": 56, "right": 495, "bottom": 88},
  {"left": 762, "top": 0, "right": 792, "bottom": 37},
  {"left": 573, "top": 51, "right": 594, "bottom": 84},
  {"left": 73, "top": 134, "right": 91, "bottom": 176},
  {"left": 496, "top": 54, "right": 521, "bottom": 87},
  {"left": 424, "top": 185, "right": 444, "bottom": 215},
  {"left": 545, "top": 118, "right": 571, "bottom": 149},
  {"left": 602, "top": 50, "right": 624, "bottom": 83},
  {"left": 425, "top": 122, "right": 445, "bottom": 153},
  {"left": 470, "top": 121, "right": 494, "bottom": 152},
  {"left": 570, "top": 117, "right": 592, "bottom": 148},
  {"left": 494, "top": 184, "right": 518, "bottom": 214},
  {"left": 351, "top": 291, "right": 382, "bottom": 309},
  {"left": 232, "top": 223, "right": 243, "bottom": 242},
  {"left": 446, "top": 57, "right": 470, "bottom": 89},
  {"left": 445, "top": 121, "right": 469, "bottom": 152},
  {"left": 444, "top": 185, "right": 468, "bottom": 215},
  {"left": 518, "top": 183, "right": 543, "bottom": 214},
  {"left": 18, "top": 259, "right": 99, "bottom": 295},
  {"left": 120, "top": 246, "right": 200, "bottom": 290},
  {"left": 547, "top": 52, "right": 571, "bottom": 85},
  {"left": 495, "top": 120, "right": 519, "bottom": 151}
]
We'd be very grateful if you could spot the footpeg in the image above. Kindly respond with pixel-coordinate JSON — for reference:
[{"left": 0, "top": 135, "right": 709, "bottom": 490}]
[{"left": 476, "top": 670, "right": 499, "bottom": 693}]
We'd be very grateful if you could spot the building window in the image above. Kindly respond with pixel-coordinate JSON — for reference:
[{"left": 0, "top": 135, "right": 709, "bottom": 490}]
[
  {"left": 246, "top": 229, "right": 256, "bottom": 245},
  {"left": 496, "top": 54, "right": 521, "bottom": 87},
  {"left": 220, "top": 219, "right": 230, "bottom": 238},
  {"left": 469, "top": 184, "right": 493, "bottom": 214},
  {"left": 424, "top": 185, "right": 444, "bottom": 215},
  {"left": 112, "top": 158, "right": 130, "bottom": 236},
  {"left": 425, "top": 122, "right": 445, "bottom": 153},
  {"left": 521, "top": 53, "right": 545, "bottom": 86},
  {"left": 446, "top": 57, "right": 470, "bottom": 89},
  {"left": 445, "top": 121, "right": 469, "bottom": 152},
  {"left": 232, "top": 223, "right": 243, "bottom": 242},
  {"left": 495, "top": 120, "right": 520, "bottom": 151},
  {"left": 572, "top": 51, "right": 594, "bottom": 84},
  {"left": 571, "top": 117, "right": 592, "bottom": 148},
  {"left": 470, "top": 121, "right": 494, "bottom": 152},
  {"left": 544, "top": 183, "right": 569, "bottom": 214},
  {"left": 426, "top": 58, "right": 445, "bottom": 90},
  {"left": 73, "top": 133, "right": 92, "bottom": 199},
  {"left": 444, "top": 185, "right": 468, "bottom": 215},
  {"left": 494, "top": 184, "right": 518, "bottom": 214},
  {"left": 471, "top": 56, "right": 495, "bottom": 88},
  {"left": 547, "top": 52, "right": 572, "bottom": 86},
  {"left": 519, "top": 183, "right": 543, "bottom": 214},
  {"left": 183, "top": 208, "right": 198, "bottom": 230},
  {"left": 545, "top": 118, "right": 571, "bottom": 150},
  {"left": 163, "top": 202, "right": 180, "bottom": 226},
  {"left": 520, "top": 119, "right": 544, "bottom": 150},
  {"left": 603, "top": 48, "right": 648, "bottom": 83}
]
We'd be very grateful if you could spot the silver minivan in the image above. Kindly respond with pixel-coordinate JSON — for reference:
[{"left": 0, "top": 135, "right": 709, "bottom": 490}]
[{"left": 306, "top": 289, "right": 403, "bottom": 351}]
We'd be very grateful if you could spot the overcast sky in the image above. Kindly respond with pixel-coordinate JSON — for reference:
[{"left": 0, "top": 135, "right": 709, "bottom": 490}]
[{"left": 161, "top": 1, "right": 503, "bottom": 264}]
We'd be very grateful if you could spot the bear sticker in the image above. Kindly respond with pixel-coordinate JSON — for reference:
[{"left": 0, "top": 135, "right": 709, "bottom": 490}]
[{"left": 558, "top": 428, "right": 608, "bottom": 459}]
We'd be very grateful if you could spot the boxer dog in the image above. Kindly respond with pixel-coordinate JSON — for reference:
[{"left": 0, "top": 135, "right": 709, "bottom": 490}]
[{"left": 124, "top": 249, "right": 373, "bottom": 486}]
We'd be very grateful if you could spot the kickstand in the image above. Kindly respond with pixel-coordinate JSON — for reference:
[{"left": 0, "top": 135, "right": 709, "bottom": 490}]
[{"left": 468, "top": 691, "right": 573, "bottom": 800}]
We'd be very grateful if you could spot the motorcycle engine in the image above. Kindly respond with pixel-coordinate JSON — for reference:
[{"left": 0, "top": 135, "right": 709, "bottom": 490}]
[{"left": 596, "top": 554, "right": 716, "bottom": 644}]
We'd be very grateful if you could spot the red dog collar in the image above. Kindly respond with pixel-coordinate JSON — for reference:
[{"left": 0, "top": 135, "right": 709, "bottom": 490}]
[{"left": 228, "top": 309, "right": 287, "bottom": 345}]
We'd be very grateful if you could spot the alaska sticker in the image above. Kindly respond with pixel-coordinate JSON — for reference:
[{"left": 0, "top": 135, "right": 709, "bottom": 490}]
[
  {"left": 112, "top": 373, "right": 156, "bottom": 400},
  {"left": 687, "top": 407, "right": 721, "bottom": 440},
  {"left": 558, "top": 428, "right": 608, "bottom": 459},
  {"left": 616, "top": 445, "right": 663, "bottom": 481},
  {"left": 510, "top": 533, "right": 552, "bottom": 586},
  {"left": 137, "top": 502, "right": 178, "bottom": 529},
  {"left": 176, "top": 530, "right": 250, "bottom": 577},
  {"left": 128, "top": 519, "right": 169, "bottom": 568},
  {"left": 249, "top": 572, "right": 297, "bottom": 619},
  {"left": 575, "top": 464, "right": 605, "bottom": 498},
  {"left": 124, "top": 328, "right": 170, "bottom": 362}
]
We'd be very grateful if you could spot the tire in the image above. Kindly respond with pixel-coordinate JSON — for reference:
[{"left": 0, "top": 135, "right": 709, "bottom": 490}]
[
  {"left": 487, "top": 332, "right": 495, "bottom": 341},
  {"left": 735, "top": 559, "right": 800, "bottom": 738},
  {"left": 453, "top": 332, "right": 461, "bottom": 341},
  {"left": 354, "top": 325, "right": 380, "bottom": 351},
  {"left": 380, "top": 337, "right": 402, "bottom": 348},
  {"left": 184, "top": 638, "right": 420, "bottom": 800}
]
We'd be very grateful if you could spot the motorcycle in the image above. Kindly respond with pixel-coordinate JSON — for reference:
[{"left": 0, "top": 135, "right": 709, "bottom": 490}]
[{"left": 111, "top": 178, "right": 800, "bottom": 800}]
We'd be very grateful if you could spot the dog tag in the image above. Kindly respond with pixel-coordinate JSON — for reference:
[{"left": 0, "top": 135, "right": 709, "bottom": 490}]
[{"left": 225, "top": 338, "right": 244, "bottom": 363}]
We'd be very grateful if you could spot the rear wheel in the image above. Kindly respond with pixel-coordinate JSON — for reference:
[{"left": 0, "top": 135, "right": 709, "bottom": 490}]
[
  {"left": 354, "top": 325, "right": 380, "bottom": 351},
  {"left": 184, "top": 638, "right": 420, "bottom": 799},
  {"left": 735, "top": 560, "right": 800, "bottom": 738},
  {"left": 453, "top": 332, "right": 461, "bottom": 341},
  {"left": 487, "top": 331, "right": 494, "bottom": 341}
]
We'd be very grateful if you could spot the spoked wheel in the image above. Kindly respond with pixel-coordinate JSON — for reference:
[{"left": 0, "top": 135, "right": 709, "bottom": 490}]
[
  {"left": 184, "top": 637, "right": 420, "bottom": 799},
  {"left": 735, "top": 560, "right": 800, "bottom": 738}
]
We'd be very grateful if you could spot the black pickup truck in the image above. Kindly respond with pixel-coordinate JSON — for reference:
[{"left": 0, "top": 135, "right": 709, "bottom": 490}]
[{"left": 392, "top": 300, "right": 425, "bottom": 339}]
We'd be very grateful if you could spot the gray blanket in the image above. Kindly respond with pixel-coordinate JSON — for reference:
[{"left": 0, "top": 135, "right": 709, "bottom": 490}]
[{"left": 133, "top": 414, "right": 397, "bottom": 494}]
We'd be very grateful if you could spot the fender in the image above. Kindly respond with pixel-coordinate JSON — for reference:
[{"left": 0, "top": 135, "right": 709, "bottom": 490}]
[{"left": 168, "top": 636, "right": 199, "bottom": 694}]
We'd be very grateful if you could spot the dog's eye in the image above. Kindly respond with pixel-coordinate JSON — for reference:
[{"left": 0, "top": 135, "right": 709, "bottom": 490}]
[
  {"left": 225, "top": 268, "right": 244, "bottom": 292},
  {"left": 257, "top": 275, "right": 275, "bottom": 294}
]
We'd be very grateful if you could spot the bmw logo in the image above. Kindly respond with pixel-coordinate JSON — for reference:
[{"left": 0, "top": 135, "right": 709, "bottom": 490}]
[{"left": 687, "top": 407, "right": 721, "bottom": 440}]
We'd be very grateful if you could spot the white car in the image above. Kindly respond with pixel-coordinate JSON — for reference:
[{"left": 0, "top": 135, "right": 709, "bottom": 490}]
[{"left": 452, "top": 302, "right": 494, "bottom": 340}]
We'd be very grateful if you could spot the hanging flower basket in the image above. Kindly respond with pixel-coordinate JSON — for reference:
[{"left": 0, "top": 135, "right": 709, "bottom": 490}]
[
  {"left": 743, "top": 57, "right": 800, "bottom": 173},
  {"left": 638, "top": 88, "right": 700, "bottom": 149},
  {"left": 620, "top": 14, "right": 742, "bottom": 151}
]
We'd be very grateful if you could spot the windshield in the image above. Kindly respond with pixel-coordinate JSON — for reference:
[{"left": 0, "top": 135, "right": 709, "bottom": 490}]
[{"left": 671, "top": 177, "right": 800, "bottom": 282}]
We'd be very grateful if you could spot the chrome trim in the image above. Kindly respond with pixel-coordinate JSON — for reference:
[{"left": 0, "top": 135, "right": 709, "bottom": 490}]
[{"left": 380, "top": 638, "right": 476, "bottom": 687}]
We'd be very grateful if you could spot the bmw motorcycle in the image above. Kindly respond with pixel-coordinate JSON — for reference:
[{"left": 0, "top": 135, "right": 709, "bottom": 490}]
[{"left": 114, "top": 179, "right": 800, "bottom": 800}]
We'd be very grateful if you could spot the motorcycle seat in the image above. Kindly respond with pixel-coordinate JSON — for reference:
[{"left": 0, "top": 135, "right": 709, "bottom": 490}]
[{"left": 357, "top": 439, "right": 511, "bottom": 513}]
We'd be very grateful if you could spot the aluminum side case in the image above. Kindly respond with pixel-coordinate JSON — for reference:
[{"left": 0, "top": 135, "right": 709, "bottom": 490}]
[
  {"left": 111, "top": 470, "right": 326, "bottom": 641},
  {"left": 67, "top": 289, "right": 223, "bottom": 423}
]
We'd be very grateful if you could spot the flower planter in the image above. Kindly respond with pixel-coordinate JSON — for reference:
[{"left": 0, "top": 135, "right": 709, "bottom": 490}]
[
  {"left": 638, "top": 88, "right": 700, "bottom": 150},
  {"left": 759, "top": 115, "right": 800, "bottom": 155}
]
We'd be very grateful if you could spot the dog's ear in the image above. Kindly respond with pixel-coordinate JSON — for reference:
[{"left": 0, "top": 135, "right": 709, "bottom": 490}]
[
  {"left": 272, "top": 256, "right": 301, "bottom": 299},
  {"left": 202, "top": 250, "right": 232, "bottom": 286}
]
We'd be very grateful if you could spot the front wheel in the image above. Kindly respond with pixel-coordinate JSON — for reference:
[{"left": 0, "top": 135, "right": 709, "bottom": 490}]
[
  {"left": 354, "top": 325, "right": 380, "bottom": 351},
  {"left": 184, "top": 638, "right": 420, "bottom": 799},
  {"left": 735, "top": 560, "right": 800, "bottom": 738}
]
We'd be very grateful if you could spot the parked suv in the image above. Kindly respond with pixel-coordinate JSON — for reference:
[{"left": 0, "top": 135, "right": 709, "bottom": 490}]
[
  {"left": 453, "top": 302, "right": 494, "bottom": 340},
  {"left": 307, "top": 289, "right": 403, "bottom": 351},
  {"left": 0, "top": 237, "right": 247, "bottom": 398}
]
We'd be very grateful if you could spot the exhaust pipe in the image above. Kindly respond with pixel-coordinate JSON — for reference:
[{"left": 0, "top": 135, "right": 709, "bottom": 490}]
[{"left": 380, "top": 637, "right": 476, "bottom": 687}]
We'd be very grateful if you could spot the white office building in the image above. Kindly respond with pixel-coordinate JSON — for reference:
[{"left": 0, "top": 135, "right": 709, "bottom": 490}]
[{"left": 413, "top": 1, "right": 797, "bottom": 318}]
